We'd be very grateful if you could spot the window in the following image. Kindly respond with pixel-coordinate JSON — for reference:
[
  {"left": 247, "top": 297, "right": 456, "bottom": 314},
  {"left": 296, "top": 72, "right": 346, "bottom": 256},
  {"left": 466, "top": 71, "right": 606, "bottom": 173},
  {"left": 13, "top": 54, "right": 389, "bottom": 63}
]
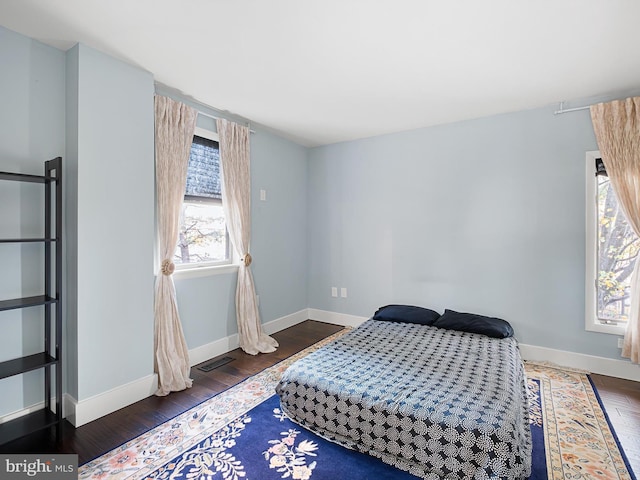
[
  {"left": 174, "top": 127, "right": 231, "bottom": 270},
  {"left": 585, "top": 151, "right": 639, "bottom": 334}
]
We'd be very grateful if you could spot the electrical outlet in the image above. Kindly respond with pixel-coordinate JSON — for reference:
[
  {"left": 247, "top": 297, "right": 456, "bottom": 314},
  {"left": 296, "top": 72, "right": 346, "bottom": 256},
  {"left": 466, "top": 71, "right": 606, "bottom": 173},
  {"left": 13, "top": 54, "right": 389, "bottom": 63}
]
[
  {"left": 341, "top": 287, "right": 347, "bottom": 298},
  {"left": 618, "top": 338, "right": 624, "bottom": 348},
  {"left": 331, "top": 287, "right": 338, "bottom": 297},
  {"left": 260, "top": 189, "right": 267, "bottom": 201}
]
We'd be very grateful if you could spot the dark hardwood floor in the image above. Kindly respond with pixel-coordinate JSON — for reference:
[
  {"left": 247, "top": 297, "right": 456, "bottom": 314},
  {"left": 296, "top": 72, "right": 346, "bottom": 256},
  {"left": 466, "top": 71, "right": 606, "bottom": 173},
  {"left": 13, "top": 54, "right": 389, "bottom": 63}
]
[
  {"left": 590, "top": 373, "right": 640, "bottom": 475},
  {"left": 0, "top": 319, "right": 638, "bottom": 478},
  {"left": 0, "top": 320, "right": 344, "bottom": 464}
]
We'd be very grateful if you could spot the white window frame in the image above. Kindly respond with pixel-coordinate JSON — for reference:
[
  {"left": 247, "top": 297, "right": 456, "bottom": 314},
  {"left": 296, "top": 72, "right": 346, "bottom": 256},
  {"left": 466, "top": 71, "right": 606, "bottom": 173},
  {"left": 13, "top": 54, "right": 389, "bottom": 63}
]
[
  {"left": 173, "top": 126, "right": 238, "bottom": 279},
  {"left": 585, "top": 150, "right": 627, "bottom": 335}
]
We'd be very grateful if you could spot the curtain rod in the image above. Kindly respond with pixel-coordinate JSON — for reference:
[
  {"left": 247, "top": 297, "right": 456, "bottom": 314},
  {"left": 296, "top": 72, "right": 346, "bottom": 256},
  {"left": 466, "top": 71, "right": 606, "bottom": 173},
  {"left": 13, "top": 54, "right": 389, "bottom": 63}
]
[
  {"left": 553, "top": 101, "right": 591, "bottom": 115},
  {"left": 154, "top": 82, "right": 255, "bottom": 133},
  {"left": 197, "top": 110, "right": 255, "bottom": 134}
]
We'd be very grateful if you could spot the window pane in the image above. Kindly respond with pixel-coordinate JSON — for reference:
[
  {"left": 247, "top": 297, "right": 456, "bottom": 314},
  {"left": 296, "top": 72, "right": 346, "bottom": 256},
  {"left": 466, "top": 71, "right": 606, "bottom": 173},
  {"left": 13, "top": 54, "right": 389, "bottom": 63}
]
[
  {"left": 175, "top": 201, "right": 228, "bottom": 265},
  {"left": 185, "top": 136, "right": 221, "bottom": 199},
  {"left": 596, "top": 175, "right": 640, "bottom": 323}
]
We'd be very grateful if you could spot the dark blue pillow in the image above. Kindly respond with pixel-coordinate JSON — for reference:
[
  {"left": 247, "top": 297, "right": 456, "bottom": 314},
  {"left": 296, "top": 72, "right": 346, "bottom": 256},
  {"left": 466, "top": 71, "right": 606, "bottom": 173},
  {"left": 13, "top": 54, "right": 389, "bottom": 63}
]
[
  {"left": 434, "top": 309, "right": 514, "bottom": 338},
  {"left": 372, "top": 304, "right": 441, "bottom": 326}
]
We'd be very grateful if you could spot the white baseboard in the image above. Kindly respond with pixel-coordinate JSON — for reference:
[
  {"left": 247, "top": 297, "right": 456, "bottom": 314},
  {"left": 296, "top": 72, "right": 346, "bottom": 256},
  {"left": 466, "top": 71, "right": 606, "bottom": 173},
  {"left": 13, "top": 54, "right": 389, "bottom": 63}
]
[
  {"left": 68, "top": 374, "right": 158, "bottom": 427},
  {"left": 189, "top": 334, "right": 240, "bottom": 367},
  {"left": 188, "top": 308, "right": 310, "bottom": 366},
  {"left": 67, "top": 308, "right": 311, "bottom": 427},
  {"left": 0, "top": 394, "right": 70, "bottom": 425},
  {"left": 263, "top": 308, "right": 310, "bottom": 336},
  {"left": 63, "top": 392, "right": 75, "bottom": 423},
  {"left": 307, "top": 308, "right": 368, "bottom": 327},
  {"left": 519, "top": 343, "right": 640, "bottom": 382},
  {"left": 0, "top": 402, "right": 48, "bottom": 425},
  {"left": 0, "top": 393, "right": 76, "bottom": 428}
]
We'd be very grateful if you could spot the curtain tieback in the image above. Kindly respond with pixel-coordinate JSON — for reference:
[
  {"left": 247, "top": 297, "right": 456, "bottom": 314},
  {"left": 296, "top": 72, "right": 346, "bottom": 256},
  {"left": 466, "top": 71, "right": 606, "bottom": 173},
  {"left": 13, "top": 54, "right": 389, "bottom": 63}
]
[
  {"left": 241, "top": 253, "right": 252, "bottom": 267},
  {"left": 161, "top": 259, "right": 175, "bottom": 276}
]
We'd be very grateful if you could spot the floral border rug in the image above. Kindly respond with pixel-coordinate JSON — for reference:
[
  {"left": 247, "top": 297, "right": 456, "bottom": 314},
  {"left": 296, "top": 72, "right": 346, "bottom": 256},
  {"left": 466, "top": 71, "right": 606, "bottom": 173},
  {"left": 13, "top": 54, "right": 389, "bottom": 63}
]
[
  {"left": 525, "top": 362, "right": 635, "bottom": 479},
  {"left": 79, "top": 331, "right": 636, "bottom": 480}
]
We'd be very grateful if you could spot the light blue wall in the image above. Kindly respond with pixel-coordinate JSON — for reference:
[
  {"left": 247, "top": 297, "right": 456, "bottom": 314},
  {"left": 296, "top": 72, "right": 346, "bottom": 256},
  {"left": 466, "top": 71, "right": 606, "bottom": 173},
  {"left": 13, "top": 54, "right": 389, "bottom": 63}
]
[
  {"left": 68, "top": 44, "right": 156, "bottom": 400},
  {"left": 307, "top": 104, "right": 625, "bottom": 360},
  {"left": 65, "top": 45, "right": 79, "bottom": 400},
  {"left": 250, "top": 130, "right": 309, "bottom": 322},
  {"left": 0, "top": 25, "right": 66, "bottom": 416}
]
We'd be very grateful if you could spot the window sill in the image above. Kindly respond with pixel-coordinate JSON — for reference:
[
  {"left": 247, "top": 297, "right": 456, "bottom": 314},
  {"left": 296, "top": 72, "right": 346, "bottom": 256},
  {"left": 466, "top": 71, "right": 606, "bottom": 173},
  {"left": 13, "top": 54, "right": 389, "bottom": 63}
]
[
  {"left": 172, "top": 263, "right": 239, "bottom": 280},
  {"left": 585, "top": 321, "right": 627, "bottom": 336}
]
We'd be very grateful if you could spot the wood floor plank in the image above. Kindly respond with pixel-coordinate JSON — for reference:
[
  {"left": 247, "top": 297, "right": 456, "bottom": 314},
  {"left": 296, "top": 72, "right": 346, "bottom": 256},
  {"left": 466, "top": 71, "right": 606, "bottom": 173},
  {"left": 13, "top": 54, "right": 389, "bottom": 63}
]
[{"left": 591, "top": 372, "right": 640, "bottom": 475}]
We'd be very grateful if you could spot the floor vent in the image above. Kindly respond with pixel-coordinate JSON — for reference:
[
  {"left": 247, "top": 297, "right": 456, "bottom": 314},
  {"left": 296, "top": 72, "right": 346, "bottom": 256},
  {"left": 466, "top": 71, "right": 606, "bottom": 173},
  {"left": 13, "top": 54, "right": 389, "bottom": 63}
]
[{"left": 197, "top": 356, "right": 234, "bottom": 372}]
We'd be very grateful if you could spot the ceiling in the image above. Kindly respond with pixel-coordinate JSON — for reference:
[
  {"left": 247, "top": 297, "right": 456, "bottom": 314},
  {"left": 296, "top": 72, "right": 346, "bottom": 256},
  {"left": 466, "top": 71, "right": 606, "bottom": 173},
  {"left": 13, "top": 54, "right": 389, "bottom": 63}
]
[{"left": 1, "top": 1, "right": 639, "bottom": 147}]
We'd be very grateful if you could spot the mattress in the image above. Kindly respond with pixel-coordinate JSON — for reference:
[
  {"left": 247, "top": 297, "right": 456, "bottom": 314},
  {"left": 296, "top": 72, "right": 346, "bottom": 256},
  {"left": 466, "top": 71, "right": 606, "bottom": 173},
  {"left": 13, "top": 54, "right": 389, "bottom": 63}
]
[{"left": 275, "top": 319, "right": 532, "bottom": 479}]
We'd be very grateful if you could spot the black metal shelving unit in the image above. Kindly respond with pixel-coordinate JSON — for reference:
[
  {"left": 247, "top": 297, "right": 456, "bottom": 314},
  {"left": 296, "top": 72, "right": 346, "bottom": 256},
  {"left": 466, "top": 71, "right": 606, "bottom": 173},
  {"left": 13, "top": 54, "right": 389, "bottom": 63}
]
[{"left": 0, "top": 157, "right": 63, "bottom": 445}]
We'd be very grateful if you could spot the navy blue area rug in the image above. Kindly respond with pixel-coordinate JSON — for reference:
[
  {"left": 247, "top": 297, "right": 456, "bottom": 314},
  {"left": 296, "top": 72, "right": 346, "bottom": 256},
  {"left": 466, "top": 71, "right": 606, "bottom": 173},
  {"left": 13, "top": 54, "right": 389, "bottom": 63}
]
[
  {"left": 147, "top": 393, "right": 545, "bottom": 480},
  {"left": 79, "top": 343, "right": 636, "bottom": 480}
]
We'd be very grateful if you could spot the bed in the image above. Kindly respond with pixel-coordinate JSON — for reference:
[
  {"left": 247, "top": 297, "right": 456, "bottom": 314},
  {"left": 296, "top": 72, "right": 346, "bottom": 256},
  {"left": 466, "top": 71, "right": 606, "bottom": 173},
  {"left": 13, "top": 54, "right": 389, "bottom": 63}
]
[{"left": 275, "top": 316, "right": 532, "bottom": 479}]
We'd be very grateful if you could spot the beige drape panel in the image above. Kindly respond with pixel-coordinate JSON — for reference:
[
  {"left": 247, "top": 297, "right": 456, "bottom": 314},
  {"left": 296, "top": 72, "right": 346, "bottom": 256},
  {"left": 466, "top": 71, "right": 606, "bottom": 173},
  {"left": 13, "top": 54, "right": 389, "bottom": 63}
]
[
  {"left": 217, "top": 118, "right": 278, "bottom": 355},
  {"left": 154, "top": 96, "right": 197, "bottom": 395},
  {"left": 591, "top": 97, "right": 640, "bottom": 364}
]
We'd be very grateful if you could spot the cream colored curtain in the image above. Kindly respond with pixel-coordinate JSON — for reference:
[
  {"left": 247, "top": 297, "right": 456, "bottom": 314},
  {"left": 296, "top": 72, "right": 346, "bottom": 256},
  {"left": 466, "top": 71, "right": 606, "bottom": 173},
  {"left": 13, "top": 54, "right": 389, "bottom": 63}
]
[
  {"left": 591, "top": 97, "right": 640, "bottom": 364},
  {"left": 154, "top": 96, "right": 197, "bottom": 394},
  {"left": 217, "top": 118, "right": 278, "bottom": 355}
]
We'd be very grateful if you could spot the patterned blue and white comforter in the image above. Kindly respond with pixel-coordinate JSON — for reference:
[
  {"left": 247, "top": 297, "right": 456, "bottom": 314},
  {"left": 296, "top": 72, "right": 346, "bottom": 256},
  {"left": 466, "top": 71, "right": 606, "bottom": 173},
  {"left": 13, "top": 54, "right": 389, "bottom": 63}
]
[{"left": 276, "top": 319, "right": 532, "bottom": 479}]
